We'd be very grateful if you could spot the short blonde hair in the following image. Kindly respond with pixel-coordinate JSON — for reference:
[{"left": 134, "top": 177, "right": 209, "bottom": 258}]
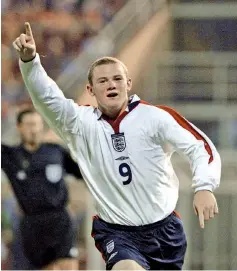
[{"left": 87, "top": 56, "right": 128, "bottom": 85}]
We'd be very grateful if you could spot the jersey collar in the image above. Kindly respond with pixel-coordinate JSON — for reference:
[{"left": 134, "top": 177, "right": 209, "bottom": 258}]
[{"left": 95, "top": 94, "right": 141, "bottom": 120}]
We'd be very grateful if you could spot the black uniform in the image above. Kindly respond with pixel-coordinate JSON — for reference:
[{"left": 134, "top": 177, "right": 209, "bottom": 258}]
[{"left": 1, "top": 143, "right": 82, "bottom": 268}]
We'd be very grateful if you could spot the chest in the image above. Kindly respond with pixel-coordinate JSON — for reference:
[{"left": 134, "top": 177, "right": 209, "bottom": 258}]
[{"left": 82, "top": 115, "right": 162, "bottom": 164}]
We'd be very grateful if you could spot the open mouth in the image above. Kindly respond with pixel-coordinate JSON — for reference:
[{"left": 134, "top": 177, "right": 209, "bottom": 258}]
[{"left": 107, "top": 93, "right": 118, "bottom": 98}]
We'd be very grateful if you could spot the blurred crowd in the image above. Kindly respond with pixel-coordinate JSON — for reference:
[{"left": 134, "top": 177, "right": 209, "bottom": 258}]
[
  {"left": 174, "top": 19, "right": 237, "bottom": 52},
  {"left": 1, "top": 0, "right": 127, "bottom": 131}
]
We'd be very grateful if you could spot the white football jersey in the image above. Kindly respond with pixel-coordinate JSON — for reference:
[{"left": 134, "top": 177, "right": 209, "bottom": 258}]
[{"left": 19, "top": 54, "right": 221, "bottom": 225}]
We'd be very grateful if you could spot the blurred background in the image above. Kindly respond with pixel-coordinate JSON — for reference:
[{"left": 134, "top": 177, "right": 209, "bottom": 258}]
[{"left": 1, "top": 0, "right": 237, "bottom": 270}]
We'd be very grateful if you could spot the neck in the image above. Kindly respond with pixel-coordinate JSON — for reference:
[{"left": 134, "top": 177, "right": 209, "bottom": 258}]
[
  {"left": 23, "top": 142, "right": 40, "bottom": 152},
  {"left": 105, "top": 109, "right": 123, "bottom": 120},
  {"left": 100, "top": 100, "right": 128, "bottom": 119}
]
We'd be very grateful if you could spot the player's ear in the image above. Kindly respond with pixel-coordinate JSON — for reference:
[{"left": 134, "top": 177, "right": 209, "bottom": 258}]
[
  {"left": 127, "top": 78, "right": 132, "bottom": 92},
  {"left": 87, "top": 84, "right": 95, "bottom": 96}
]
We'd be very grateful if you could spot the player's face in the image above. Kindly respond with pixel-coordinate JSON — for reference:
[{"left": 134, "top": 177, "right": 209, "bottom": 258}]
[
  {"left": 17, "top": 113, "right": 44, "bottom": 146},
  {"left": 88, "top": 63, "right": 132, "bottom": 117}
]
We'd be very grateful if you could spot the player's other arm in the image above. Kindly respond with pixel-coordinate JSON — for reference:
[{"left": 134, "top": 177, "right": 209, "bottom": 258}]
[
  {"left": 157, "top": 107, "right": 221, "bottom": 228},
  {"left": 62, "top": 147, "right": 83, "bottom": 180},
  {"left": 13, "top": 22, "right": 81, "bottom": 140}
]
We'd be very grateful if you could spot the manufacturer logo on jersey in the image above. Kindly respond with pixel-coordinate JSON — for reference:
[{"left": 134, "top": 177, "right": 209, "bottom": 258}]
[
  {"left": 108, "top": 251, "right": 118, "bottom": 262},
  {"left": 115, "top": 156, "right": 129, "bottom": 161},
  {"left": 45, "top": 164, "right": 62, "bottom": 183},
  {"left": 111, "top": 133, "right": 126, "bottom": 152},
  {"left": 106, "top": 240, "right": 114, "bottom": 253}
]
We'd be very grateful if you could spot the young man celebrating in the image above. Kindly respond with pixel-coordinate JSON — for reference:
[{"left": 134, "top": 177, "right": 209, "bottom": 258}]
[{"left": 12, "top": 22, "right": 221, "bottom": 270}]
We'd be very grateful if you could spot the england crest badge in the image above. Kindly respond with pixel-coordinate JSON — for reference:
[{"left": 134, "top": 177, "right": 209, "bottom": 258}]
[
  {"left": 106, "top": 240, "right": 114, "bottom": 253},
  {"left": 111, "top": 133, "right": 126, "bottom": 152}
]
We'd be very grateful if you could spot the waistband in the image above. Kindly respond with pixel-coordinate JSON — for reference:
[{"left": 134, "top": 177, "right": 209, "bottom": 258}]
[{"left": 94, "top": 212, "right": 177, "bottom": 232}]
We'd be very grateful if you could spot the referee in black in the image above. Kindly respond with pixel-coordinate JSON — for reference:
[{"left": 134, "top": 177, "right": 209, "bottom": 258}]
[{"left": 1, "top": 108, "right": 84, "bottom": 270}]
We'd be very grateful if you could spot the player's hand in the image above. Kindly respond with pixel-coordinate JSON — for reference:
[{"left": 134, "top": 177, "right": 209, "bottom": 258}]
[
  {"left": 193, "top": 190, "right": 218, "bottom": 229},
  {"left": 12, "top": 22, "right": 36, "bottom": 62}
]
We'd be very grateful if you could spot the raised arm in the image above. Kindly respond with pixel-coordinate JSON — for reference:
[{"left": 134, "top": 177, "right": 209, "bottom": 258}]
[{"left": 12, "top": 22, "right": 81, "bottom": 142}]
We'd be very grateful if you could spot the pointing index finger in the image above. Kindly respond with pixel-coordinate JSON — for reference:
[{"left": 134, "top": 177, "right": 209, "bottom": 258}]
[
  {"left": 25, "top": 22, "right": 33, "bottom": 37},
  {"left": 198, "top": 211, "right": 205, "bottom": 229}
]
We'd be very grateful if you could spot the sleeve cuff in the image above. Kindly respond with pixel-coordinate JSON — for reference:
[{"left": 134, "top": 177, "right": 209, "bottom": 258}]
[
  {"left": 194, "top": 185, "right": 214, "bottom": 193},
  {"left": 19, "top": 53, "right": 40, "bottom": 66},
  {"left": 20, "top": 54, "right": 37, "bottom": 63}
]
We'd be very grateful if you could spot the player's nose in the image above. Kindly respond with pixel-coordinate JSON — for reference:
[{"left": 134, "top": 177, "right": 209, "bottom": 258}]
[{"left": 107, "top": 80, "right": 116, "bottom": 90}]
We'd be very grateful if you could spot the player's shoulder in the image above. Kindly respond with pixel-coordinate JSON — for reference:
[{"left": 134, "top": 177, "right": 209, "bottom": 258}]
[
  {"left": 78, "top": 104, "right": 96, "bottom": 113},
  {"left": 138, "top": 101, "right": 179, "bottom": 119},
  {"left": 77, "top": 104, "right": 99, "bottom": 120}
]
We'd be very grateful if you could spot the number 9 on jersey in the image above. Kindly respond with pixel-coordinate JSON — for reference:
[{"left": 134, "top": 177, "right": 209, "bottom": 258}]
[{"left": 119, "top": 163, "right": 132, "bottom": 185}]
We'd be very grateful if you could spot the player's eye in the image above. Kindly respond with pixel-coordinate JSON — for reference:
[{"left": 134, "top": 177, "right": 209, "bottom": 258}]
[
  {"left": 115, "top": 77, "right": 122, "bottom": 81},
  {"left": 99, "top": 80, "right": 106, "bottom": 83}
]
